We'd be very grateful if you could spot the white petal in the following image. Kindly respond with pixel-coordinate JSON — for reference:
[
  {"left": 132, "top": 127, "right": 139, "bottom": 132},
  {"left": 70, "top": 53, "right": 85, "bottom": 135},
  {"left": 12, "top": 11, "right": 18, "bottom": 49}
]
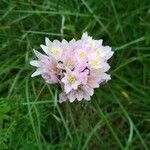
[
  {"left": 45, "top": 37, "right": 52, "bottom": 47},
  {"left": 30, "top": 60, "right": 41, "bottom": 67},
  {"left": 68, "top": 91, "right": 76, "bottom": 102},
  {"left": 62, "top": 39, "right": 68, "bottom": 45},
  {"left": 70, "top": 98, "right": 75, "bottom": 102},
  {"left": 81, "top": 32, "right": 88, "bottom": 39},
  {"left": 59, "top": 92, "right": 67, "bottom": 103},
  {"left": 72, "top": 82, "right": 78, "bottom": 90},
  {"left": 33, "top": 49, "right": 43, "bottom": 59},
  {"left": 76, "top": 91, "right": 83, "bottom": 101},
  {"left": 84, "top": 93, "right": 91, "bottom": 101},
  {"left": 104, "top": 46, "right": 114, "bottom": 60},
  {"left": 61, "top": 76, "right": 67, "bottom": 83},
  {"left": 64, "top": 84, "right": 72, "bottom": 94},
  {"left": 82, "top": 86, "right": 94, "bottom": 96},
  {"left": 98, "top": 39, "right": 103, "bottom": 45},
  {"left": 31, "top": 69, "right": 42, "bottom": 77},
  {"left": 88, "top": 79, "right": 99, "bottom": 88},
  {"left": 40, "top": 44, "right": 49, "bottom": 55},
  {"left": 101, "top": 63, "right": 110, "bottom": 72},
  {"left": 107, "top": 51, "right": 114, "bottom": 60},
  {"left": 102, "top": 73, "right": 111, "bottom": 81},
  {"left": 53, "top": 40, "right": 60, "bottom": 46},
  {"left": 69, "top": 39, "right": 76, "bottom": 45}
]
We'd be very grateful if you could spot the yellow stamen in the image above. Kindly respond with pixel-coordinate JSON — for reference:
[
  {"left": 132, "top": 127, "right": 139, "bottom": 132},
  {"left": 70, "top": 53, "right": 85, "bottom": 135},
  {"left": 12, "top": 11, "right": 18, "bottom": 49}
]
[
  {"left": 68, "top": 75, "right": 76, "bottom": 84},
  {"left": 65, "top": 60, "right": 72, "bottom": 68},
  {"left": 89, "top": 59, "right": 99, "bottom": 66},
  {"left": 96, "top": 49, "right": 104, "bottom": 57},
  {"left": 79, "top": 51, "right": 86, "bottom": 58},
  {"left": 48, "top": 47, "right": 51, "bottom": 51},
  {"left": 53, "top": 49, "right": 61, "bottom": 56}
]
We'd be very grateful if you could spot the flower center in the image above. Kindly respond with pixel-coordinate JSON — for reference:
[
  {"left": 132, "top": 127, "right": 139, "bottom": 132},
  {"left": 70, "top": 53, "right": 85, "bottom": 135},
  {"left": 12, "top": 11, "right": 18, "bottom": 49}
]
[
  {"left": 65, "top": 60, "right": 73, "bottom": 68},
  {"left": 48, "top": 47, "right": 51, "bottom": 51},
  {"left": 68, "top": 75, "right": 76, "bottom": 84},
  {"left": 96, "top": 49, "right": 104, "bottom": 57},
  {"left": 53, "top": 48, "right": 61, "bottom": 56},
  {"left": 89, "top": 59, "right": 99, "bottom": 66},
  {"left": 79, "top": 51, "right": 86, "bottom": 58}
]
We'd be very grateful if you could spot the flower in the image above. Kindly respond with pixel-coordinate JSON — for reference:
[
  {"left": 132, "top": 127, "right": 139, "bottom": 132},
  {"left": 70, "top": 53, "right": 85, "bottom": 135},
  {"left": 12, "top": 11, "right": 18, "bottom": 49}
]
[
  {"left": 41, "top": 39, "right": 63, "bottom": 59},
  {"left": 61, "top": 68, "right": 89, "bottom": 94},
  {"left": 30, "top": 32, "right": 114, "bottom": 103}
]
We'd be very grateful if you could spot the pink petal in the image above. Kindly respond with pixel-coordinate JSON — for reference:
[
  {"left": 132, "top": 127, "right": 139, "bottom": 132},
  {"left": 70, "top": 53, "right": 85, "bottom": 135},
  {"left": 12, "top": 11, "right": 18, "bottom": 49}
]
[{"left": 64, "top": 84, "right": 72, "bottom": 94}]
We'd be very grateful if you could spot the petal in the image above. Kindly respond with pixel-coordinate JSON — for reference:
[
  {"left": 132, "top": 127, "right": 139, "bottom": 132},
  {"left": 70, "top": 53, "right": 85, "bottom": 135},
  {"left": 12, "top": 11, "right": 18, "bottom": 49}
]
[
  {"left": 33, "top": 49, "right": 43, "bottom": 59},
  {"left": 100, "top": 63, "right": 110, "bottom": 72},
  {"left": 83, "top": 93, "right": 91, "bottom": 101},
  {"left": 61, "top": 76, "right": 67, "bottom": 83},
  {"left": 59, "top": 92, "right": 67, "bottom": 103},
  {"left": 104, "top": 46, "right": 114, "bottom": 60},
  {"left": 88, "top": 78, "right": 100, "bottom": 88},
  {"left": 81, "top": 32, "right": 88, "bottom": 40},
  {"left": 40, "top": 44, "right": 49, "bottom": 55},
  {"left": 30, "top": 60, "right": 41, "bottom": 67},
  {"left": 98, "top": 39, "right": 103, "bottom": 45},
  {"left": 64, "top": 84, "right": 72, "bottom": 94},
  {"left": 62, "top": 39, "right": 68, "bottom": 45},
  {"left": 76, "top": 91, "right": 83, "bottom": 101},
  {"left": 102, "top": 73, "right": 111, "bottom": 81},
  {"left": 68, "top": 91, "right": 76, "bottom": 102},
  {"left": 72, "top": 82, "right": 78, "bottom": 90},
  {"left": 76, "top": 61, "right": 87, "bottom": 72},
  {"left": 83, "top": 86, "right": 94, "bottom": 96},
  {"left": 53, "top": 40, "right": 60, "bottom": 46},
  {"left": 31, "top": 68, "right": 42, "bottom": 77},
  {"left": 45, "top": 37, "right": 52, "bottom": 47}
]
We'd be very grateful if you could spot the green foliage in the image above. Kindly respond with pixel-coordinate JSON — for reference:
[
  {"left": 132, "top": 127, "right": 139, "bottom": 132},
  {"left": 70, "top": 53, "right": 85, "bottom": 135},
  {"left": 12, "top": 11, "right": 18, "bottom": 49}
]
[
  {"left": 0, "top": 98, "right": 10, "bottom": 121},
  {"left": 0, "top": 0, "right": 150, "bottom": 149},
  {"left": 0, "top": 98, "right": 16, "bottom": 150}
]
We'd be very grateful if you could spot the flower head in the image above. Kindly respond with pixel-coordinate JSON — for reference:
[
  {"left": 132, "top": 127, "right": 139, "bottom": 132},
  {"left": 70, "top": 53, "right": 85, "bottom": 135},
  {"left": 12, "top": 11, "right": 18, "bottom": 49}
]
[{"left": 30, "top": 32, "right": 114, "bottom": 103}]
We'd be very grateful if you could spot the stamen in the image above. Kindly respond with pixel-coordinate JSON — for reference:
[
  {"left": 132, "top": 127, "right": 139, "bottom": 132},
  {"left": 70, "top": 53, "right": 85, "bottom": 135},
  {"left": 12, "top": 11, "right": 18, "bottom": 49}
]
[{"left": 68, "top": 75, "right": 76, "bottom": 84}]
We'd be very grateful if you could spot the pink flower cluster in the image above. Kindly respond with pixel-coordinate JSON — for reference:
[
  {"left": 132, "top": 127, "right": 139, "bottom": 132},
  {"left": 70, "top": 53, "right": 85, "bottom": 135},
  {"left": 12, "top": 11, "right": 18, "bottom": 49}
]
[{"left": 30, "top": 33, "right": 114, "bottom": 103}]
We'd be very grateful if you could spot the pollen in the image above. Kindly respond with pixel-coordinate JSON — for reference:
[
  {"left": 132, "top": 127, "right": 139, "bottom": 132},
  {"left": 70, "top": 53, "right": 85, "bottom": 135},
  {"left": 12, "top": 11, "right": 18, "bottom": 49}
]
[
  {"left": 89, "top": 59, "right": 99, "bottom": 66},
  {"left": 53, "top": 49, "right": 61, "bottom": 55},
  {"left": 79, "top": 51, "right": 86, "bottom": 58},
  {"left": 48, "top": 47, "right": 51, "bottom": 51},
  {"left": 96, "top": 49, "right": 104, "bottom": 57},
  {"left": 65, "top": 60, "right": 72, "bottom": 68},
  {"left": 68, "top": 75, "right": 76, "bottom": 84}
]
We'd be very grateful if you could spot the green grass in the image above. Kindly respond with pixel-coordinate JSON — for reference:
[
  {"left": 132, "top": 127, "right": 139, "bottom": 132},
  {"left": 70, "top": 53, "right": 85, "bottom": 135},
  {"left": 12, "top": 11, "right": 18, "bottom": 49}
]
[{"left": 0, "top": 0, "right": 150, "bottom": 149}]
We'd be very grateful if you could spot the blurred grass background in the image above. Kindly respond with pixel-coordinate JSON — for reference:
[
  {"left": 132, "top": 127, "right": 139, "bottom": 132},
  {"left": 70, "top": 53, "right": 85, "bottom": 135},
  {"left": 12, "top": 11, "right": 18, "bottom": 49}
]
[{"left": 0, "top": 0, "right": 150, "bottom": 149}]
